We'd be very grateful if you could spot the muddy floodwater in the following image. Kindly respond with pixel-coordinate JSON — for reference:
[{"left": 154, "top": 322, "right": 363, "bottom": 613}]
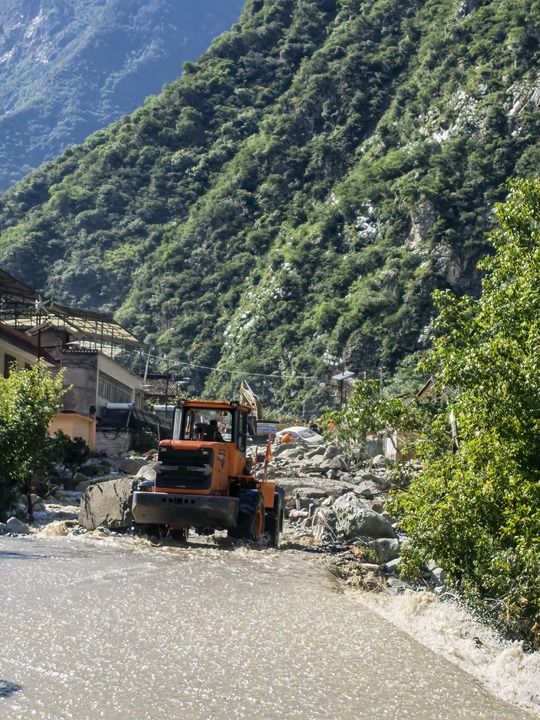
[{"left": 0, "top": 535, "right": 536, "bottom": 720}]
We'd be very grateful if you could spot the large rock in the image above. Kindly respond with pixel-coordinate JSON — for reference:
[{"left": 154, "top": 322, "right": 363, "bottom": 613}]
[
  {"left": 323, "top": 444, "right": 341, "bottom": 460},
  {"left": 277, "top": 447, "right": 305, "bottom": 461},
  {"left": 78, "top": 477, "right": 138, "bottom": 531},
  {"left": 355, "top": 480, "right": 382, "bottom": 499},
  {"left": 6, "top": 517, "right": 31, "bottom": 535},
  {"left": 119, "top": 457, "right": 150, "bottom": 475},
  {"left": 367, "top": 538, "right": 400, "bottom": 563},
  {"left": 135, "top": 463, "right": 158, "bottom": 482},
  {"left": 333, "top": 492, "right": 396, "bottom": 540}
]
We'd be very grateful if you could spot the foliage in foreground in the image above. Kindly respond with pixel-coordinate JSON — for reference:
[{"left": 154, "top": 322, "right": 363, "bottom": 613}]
[
  {"left": 324, "top": 379, "right": 432, "bottom": 462},
  {"left": 389, "top": 179, "right": 540, "bottom": 642},
  {"left": 0, "top": 363, "right": 66, "bottom": 513}
]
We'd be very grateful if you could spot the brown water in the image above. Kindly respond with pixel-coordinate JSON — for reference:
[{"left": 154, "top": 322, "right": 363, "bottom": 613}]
[{"left": 0, "top": 535, "right": 536, "bottom": 720}]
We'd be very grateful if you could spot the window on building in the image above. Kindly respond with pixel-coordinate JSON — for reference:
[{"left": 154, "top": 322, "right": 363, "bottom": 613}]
[
  {"left": 98, "top": 372, "right": 133, "bottom": 404},
  {"left": 3, "top": 354, "right": 17, "bottom": 378}
]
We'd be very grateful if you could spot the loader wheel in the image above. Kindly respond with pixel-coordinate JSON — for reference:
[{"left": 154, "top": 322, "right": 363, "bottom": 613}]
[
  {"left": 266, "top": 488, "right": 285, "bottom": 548},
  {"left": 230, "top": 490, "right": 265, "bottom": 542}
]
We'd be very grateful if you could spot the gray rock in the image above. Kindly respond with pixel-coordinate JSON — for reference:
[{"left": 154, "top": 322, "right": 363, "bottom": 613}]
[
  {"left": 356, "top": 480, "right": 381, "bottom": 499},
  {"left": 289, "top": 509, "right": 309, "bottom": 521},
  {"left": 78, "top": 476, "right": 138, "bottom": 531},
  {"left": 326, "top": 455, "right": 349, "bottom": 471},
  {"left": 323, "top": 444, "right": 341, "bottom": 460},
  {"left": 6, "top": 517, "right": 31, "bottom": 535},
  {"left": 119, "top": 457, "right": 149, "bottom": 475},
  {"left": 383, "top": 558, "right": 402, "bottom": 575},
  {"left": 333, "top": 493, "right": 396, "bottom": 540},
  {"left": 371, "top": 500, "right": 385, "bottom": 514},
  {"left": 294, "top": 487, "right": 329, "bottom": 510},
  {"left": 76, "top": 478, "right": 97, "bottom": 493},
  {"left": 135, "top": 464, "right": 158, "bottom": 482},
  {"left": 0, "top": 522, "right": 7, "bottom": 535},
  {"left": 372, "top": 454, "right": 391, "bottom": 468},
  {"left": 306, "top": 447, "right": 326, "bottom": 458},
  {"left": 29, "top": 494, "right": 45, "bottom": 511},
  {"left": 367, "top": 538, "right": 400, "bottom": 564},
  {"left": 278, "top": 447, "right": 305, "bottom": 461}
]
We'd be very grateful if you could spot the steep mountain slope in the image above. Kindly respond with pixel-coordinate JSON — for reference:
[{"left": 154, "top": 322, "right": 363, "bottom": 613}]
[
  {"left": 0, "top": 0, "right": 538, "bottom": 411},
  {"left": 0, "top": 0, "right": 244, "bottom": 190}
]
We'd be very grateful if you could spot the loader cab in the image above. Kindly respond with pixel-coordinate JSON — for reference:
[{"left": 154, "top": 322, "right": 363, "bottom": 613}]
[{"left": 172, "top": 401, "right": 254, "bottom": 452}]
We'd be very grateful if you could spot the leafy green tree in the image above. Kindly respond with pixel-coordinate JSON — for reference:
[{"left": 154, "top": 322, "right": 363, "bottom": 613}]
[
  {"left": 325, "top": 379, "right": 429, "bottom": 462},
  {"left": 390, "top": 179, "right": 540, "bottom": 642},
  {"left": 0, "top": 363, "right": 66, "bottom": 515}
]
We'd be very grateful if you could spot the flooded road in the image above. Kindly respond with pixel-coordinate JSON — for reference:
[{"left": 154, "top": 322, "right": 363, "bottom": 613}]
[{"left": 0, "top": 535, "right": 536, "bottom": 720}]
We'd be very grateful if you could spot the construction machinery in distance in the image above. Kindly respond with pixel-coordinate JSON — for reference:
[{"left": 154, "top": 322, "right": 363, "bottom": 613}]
[{"left": 131, "top": 395, "right": 285, "bottom": 546}]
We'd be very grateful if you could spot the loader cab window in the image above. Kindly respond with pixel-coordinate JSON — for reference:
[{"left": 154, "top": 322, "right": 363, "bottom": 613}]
[{"left": 179, "top": 408, "right": 233, "bottom": 443}]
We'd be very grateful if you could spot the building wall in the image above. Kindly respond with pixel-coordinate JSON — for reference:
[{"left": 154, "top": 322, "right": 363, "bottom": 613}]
[
  {"left": 96, "top": 430, "right": 133, "bottom": 455},
  {"left": 0, "top": 337, "right": 37, "bottom": 376},
  {"left": 97, "top": 354, "right": 144, "bottom": 410},
  {"left": 60, "top": 351, "right": 144, "bottom": 416},
  {"left": 50, "top": 413, "right": 96, "bottom": 451},
  {"left": 60, "top": 352, "right": 99, "bottom": 416}
]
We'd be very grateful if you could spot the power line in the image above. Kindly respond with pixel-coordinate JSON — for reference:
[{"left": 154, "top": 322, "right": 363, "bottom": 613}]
[{"left": 133, "top": 347, "right": 320, "bottom": 382}]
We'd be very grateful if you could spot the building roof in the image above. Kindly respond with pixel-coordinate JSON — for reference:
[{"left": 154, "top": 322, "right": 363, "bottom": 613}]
[
  {"left": 0, "top": 268, "right": 39, "bottom": 305},
  {"left": 0, "top": 266, "right": 141, "bottom": 354}
]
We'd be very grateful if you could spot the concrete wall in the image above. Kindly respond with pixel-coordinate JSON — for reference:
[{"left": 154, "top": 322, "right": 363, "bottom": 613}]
[
  {"left": 50, "top": 413, "right": 96, "bottom": 451},
  {"left": 96, "top": 430, "right": 133, "bottom": 456},
  {"left": 61, "top": 352, "right": 98, "bottom": 416},
  {"left": 0, "top": 337, "right": 38, "bottom": 375},
  {"left": 97, "top": 354, "right": 144, "bottom": 410}
]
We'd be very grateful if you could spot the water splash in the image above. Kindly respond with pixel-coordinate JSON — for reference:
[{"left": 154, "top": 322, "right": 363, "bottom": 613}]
[{"left": 357, "top": 589, "right": 540, "bottom": 715}]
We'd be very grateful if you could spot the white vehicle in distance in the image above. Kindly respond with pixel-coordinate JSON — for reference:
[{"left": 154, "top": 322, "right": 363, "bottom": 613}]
[{"left": 275, "top": 426, "right": 324, "bottom": 445}]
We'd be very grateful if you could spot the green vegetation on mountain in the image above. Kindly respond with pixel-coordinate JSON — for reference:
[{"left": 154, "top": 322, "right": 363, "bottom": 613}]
[
  {"left": 0, "top": 0, "right": 538, "bottom": 411},
  {"left": 389, "top": 179, "right": 540, "bottom": 642},
  {"left": 0, "top": 0, "right": 244, "bottom": 190}
]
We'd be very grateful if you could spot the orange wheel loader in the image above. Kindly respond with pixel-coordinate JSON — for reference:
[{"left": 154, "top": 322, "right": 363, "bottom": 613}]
[{"left": 131, "top": 399, "right": 284, "bottom": 546}]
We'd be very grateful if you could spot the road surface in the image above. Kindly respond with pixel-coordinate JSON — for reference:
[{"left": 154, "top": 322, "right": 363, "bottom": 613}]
[{"left": 0, "top": 534, "right": 535, "bottom": 720}]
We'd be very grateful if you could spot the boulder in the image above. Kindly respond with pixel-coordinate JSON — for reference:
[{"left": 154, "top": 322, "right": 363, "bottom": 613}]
[
  {"left": 119, "top": 457, "right": 149, "bottom": 475},
  {"left": 305, "top": 447, "right": 326, "bottom": 459},
  {"left": 355, "top": 480, "right": 381, "bottom": 499},
  {"left": 278, "top": 447, "right": 304, "bottom": 461},
  {"left": 367, "top": 538, "right": 400, "bottom": 563},
  {"left": 372, "top": 454, "right": 391, "bottom": 468},
  {"left": 78, "top": 477, "right": 138, "bottom": 531},
  {"left": 333, "top": 492, "right": 396, "bottom": 540},
  {"left": 323, "top": 444, "right": 341, "bottom": 460},
  {"left": 295, "top": 487, "right": 330, "bottom": 510},
  {"left": 135, "top": 463, "right": 158, "bottom": 482},
  {"left": 29, "top": 494, "right": 45, "bottom": 511},
  {"left": 326, "top": 455, "right": 349, "bottom": 471},
  {"left": 6, "top": 517, "right": 31, "bottom": 535}
]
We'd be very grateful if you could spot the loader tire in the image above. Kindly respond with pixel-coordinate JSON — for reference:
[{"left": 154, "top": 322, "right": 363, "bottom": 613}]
[
  {"left": 266, "top": 488, "right": 285, "bottom": 548},
  {"left": 230, "top": 490, "right": 265, "bottom": 542}
]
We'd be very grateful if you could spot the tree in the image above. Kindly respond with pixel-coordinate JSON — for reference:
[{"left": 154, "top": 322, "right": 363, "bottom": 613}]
[
  {"left": 390, "top": 179, "right": 540, "bottom": 642},
  {"left": 0, "top": 363, "right": 66, "bottom": 515},
  {"left": 324, "top": 379, "right": 429, "bottom": 462}
]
